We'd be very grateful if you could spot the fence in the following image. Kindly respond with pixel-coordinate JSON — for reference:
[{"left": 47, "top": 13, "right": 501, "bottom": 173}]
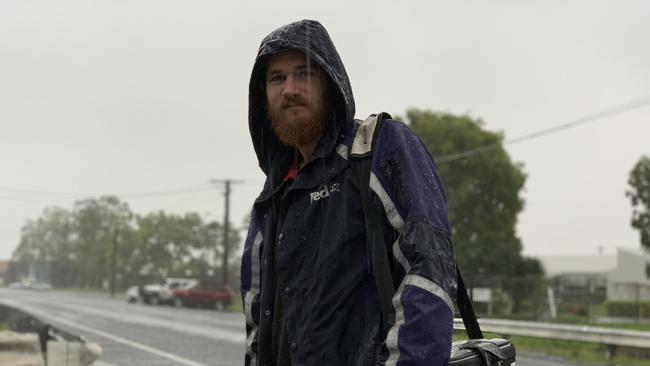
[{"left": 453, "top": 317, "right": 650, "bottom": 356}]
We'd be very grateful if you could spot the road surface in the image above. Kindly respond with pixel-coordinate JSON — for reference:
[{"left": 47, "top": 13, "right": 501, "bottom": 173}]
[{"left": 0, "top": 288, "right": 602, "bottom": 366}]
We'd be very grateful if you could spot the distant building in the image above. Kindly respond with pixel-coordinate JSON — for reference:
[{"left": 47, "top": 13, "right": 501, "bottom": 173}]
[
  {"left": 538, "top": 253, "right": 616, "bottom": 299},
  {"left": 607, "top": 248, "right": 650, "bottom": 301},
  {"left": 538, "top": 248, "right": 650, "bottom": 302}
]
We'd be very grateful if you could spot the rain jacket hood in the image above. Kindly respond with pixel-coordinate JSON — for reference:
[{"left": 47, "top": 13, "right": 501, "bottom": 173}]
[{"left": 248, "top": 19, "right": 355, "bottom": 176}]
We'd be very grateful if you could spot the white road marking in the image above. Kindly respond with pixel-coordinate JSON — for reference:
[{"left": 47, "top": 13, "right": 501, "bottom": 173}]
[
  {"left": 48, "top": 316, "right": 208, "bottom": 366},
  {"left": 94, "top": 361, "right": 117, "bottom": 366},
  {"left": 6, "top": 295, "right": 245, "bottom": 343},
  {"left": 1, "top": 300, "right": 207, "bottom": 366}
]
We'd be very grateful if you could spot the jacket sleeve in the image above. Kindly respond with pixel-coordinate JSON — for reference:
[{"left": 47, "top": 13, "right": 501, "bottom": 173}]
[
  {"left": 240, "top": 210, "right": 262, "bottom": 366},
  {"left": 371, "top": 120, "right": 457, "bottom": 366}
]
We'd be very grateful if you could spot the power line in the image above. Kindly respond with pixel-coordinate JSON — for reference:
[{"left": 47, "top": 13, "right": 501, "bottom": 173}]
[
  {"left": 117, "top": 185, "right": 213, "bottom": 199},
  {"left": 436, "top": 95, "right": 650, "bottom": 164},
  {"left": 0, "top": 183, "right": 213, "bottom": 200}
]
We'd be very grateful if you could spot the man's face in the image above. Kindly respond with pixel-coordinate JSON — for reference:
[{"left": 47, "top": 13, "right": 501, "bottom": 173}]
[{"left": 265, "top": 50, "right": 328, "bottom": 148}]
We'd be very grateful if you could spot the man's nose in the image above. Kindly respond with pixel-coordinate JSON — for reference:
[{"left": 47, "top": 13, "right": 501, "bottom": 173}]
[{"left": 282, "top": 76, "right": 301, "bottom": 98}]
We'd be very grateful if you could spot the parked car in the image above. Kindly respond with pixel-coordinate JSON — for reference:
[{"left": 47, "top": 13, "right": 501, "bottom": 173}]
[
  {"left": 8, "top": 279, "right": 52, "bottom": 291},
  {"left": 170, "top": 281, "right": 233, "bottom": 310},
  {"left": 156, "top": 278, "right": 197, "bottom": 305},
  {"left": 138, "top": 277, "right": 196, "bottom": 305},
  {"left": 126, "top": 286, "right": 140, "bottom": 303},
  {"left": 27, "top": 280, "right": 52, "bottom": 291}
]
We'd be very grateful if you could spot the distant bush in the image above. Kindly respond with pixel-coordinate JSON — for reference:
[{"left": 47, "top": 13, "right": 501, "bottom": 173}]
[
  {"left": 558, "top": 302, "right": 588, "bottom": 317},
  {"left": 606, "top": 301, "right": 650, "bottom": 318}
]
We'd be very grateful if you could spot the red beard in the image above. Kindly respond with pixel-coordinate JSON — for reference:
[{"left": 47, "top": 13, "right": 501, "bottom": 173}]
[{"left": 268, "top": 96, "right": 327, "bottom": 148}]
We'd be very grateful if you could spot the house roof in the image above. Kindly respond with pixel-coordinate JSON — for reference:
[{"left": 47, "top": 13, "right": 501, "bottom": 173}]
[{"left": 538, "top": 254, "right": 617, "bottom": 277}]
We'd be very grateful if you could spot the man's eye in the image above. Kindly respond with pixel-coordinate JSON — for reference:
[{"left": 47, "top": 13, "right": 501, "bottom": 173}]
[
  {"left": 268, "top": 75, "right": 284, "bottom": 83},
  {"left": 299, "top": 71, "right": 315, "bottom": 79}
]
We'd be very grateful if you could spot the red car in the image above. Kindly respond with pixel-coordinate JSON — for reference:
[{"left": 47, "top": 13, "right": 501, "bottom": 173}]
[{"left": 171, "top": 281, "right": 233, "bottom": 310}]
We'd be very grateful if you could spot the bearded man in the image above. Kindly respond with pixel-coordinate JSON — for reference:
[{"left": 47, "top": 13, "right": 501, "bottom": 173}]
[{"left": 241, "top": 20, "right": 457, "bottom": 366}]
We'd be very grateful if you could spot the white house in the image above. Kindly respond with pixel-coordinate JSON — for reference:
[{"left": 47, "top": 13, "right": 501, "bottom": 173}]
[
  {"left": 607, "top": 248, "right": 650, "bottom": 301},
  {"left": 538, "top": 248, "right": 650, "bottom": 301},
  {"left": 538, "top": 253, "right": 616, "bottom": 296}
]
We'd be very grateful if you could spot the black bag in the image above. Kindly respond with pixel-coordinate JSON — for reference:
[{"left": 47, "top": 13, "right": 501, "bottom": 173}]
[
  {"left": 449, "top": 338, "right": 516, "bottom": 366},
  {"left": 352, "top": 113, "right": 517, "bottom": 366}
]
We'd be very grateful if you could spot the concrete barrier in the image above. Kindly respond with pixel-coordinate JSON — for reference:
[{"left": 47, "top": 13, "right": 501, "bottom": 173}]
[
  {"left": 0, "top": 331, "right": 45, "bottom": 366},
  {"left": 47, "top": 341, "right": 102, "bottom": 366},
  {"left": 1, "top": 303, "right": 102, "bottom": 366}
]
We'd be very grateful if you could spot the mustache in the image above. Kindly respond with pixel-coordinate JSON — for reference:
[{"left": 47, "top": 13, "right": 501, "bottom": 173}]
[{"left": 281, "top": 96, "right": 310, "bottom": 109}]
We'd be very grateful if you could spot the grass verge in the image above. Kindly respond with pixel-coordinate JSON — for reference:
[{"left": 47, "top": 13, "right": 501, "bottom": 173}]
[{"left": 227, "top": 293, "right": 243, "bottom": 313}]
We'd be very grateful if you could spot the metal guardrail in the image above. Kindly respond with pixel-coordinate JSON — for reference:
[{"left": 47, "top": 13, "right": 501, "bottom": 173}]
[{"left": 454, "top": 318, "right": 650, "bottom": 349}]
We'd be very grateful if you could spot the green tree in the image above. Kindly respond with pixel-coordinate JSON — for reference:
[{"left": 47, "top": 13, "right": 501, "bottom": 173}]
[
  {"left": 12, "top": 206, "right": 74, "bottom": 285},
  {"left": 13, "top": 196, "right": 242, "bottom": 290},
  {"left": 627, "top": 155, "right": 650, "bottom": 251},
  {"left": 502, "top": 257, "right": 546, "bottom": 315},
  {"left": 404, "top": 109, "right": 541, "bottom": 300},
  {"left": 70, "top": 196, "right": 134, "bottom": 288},
  {"left": 13, "top": 207, "right": 71, "bottom": 261},
  {"left": 133, "top": 211, "right": 204, "bottom": 279},
  {"left": 131, "top": 212, "right": 240, "bottom": 286}
]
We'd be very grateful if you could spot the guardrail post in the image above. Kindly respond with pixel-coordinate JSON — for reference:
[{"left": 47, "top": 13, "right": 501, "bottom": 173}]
[{"left": 606, "top": 344, "right": 617, "bottom": 359}]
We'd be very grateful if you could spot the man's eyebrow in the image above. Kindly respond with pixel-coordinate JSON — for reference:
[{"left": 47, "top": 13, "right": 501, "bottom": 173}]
[
  {"left": 266, "top": 63, "right": 318, "bottom": 77},
  {"left": 296, "top": 64, "right": 319, "bottom": 72}
]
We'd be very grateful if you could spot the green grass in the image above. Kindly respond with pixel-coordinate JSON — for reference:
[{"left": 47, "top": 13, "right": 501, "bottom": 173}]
[
  {"left": 596, "top": 323, "right": 650, "bottom": 331},
  {"left": 227, "top": 293, "right": 243, "bottom": 313},
  {"left": 553, "top": 316, "right": 650, "bottom": 332}
]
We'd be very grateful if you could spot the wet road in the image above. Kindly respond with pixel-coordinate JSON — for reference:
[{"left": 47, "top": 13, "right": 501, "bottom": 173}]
[
  {"left": 1, "top": 288, "right": 244, "bottom": 365},
  {"left": 1, "top": 288, "right": 600, "bottom": 366}
]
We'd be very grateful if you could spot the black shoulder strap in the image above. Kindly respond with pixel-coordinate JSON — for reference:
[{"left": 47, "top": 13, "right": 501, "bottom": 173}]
[
  {"left": 457, "top": 266, "right": 484, "bottom": 339},
  {"left": 352, "top": 113, "right": 484, "bottom": 340},
  {"left": 351, "top": 112, "right": 395, "bottom": 336}
]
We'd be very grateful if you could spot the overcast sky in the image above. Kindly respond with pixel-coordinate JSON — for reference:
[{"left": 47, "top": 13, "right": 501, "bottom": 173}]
[{"left": 1, "top": 1, "right": 649, "bottom": 261}]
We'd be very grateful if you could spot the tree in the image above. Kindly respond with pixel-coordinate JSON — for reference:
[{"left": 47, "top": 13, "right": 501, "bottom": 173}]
[
  {"left": 13, "top": 207, "right": 72, "bottom": 262},
  {"left": 70, "top": 196, "right": 134, "bottom": 288},
  {"left": 13, "top": 196, "right": 242, "bottom": 291},
  {"left": 12, "top": 206, "right": 73, "bottom": 285},
  {"left": 404, "top": 109, "right": 537, "bottom": 284},
  {"left": 133, "top": 211, "right": 212, "bottom": 280},
  {"left": 502, "top": 257, "right": 546, "bottom": 315},
  {"left": 627, "top": 155, "right": 650, "bottom": 251},
  {"left": 129, "top": 211, "right": 241, "bottom": 287}
]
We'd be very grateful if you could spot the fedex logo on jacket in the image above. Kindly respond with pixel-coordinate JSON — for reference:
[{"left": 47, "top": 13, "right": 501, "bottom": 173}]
[{"left": 310, "top": 183, "right": 341, "bottom": 203}]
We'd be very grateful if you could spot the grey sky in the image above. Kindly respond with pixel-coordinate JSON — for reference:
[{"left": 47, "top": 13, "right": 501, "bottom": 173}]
[{"left": 1, "top": 1, "right": 649, "bottom": 260}]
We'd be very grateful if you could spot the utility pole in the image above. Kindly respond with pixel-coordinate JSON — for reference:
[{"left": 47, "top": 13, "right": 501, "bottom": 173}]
[
  {"left": 110, "top": 228, "right": 118, "bottom": 298},
  {"left": 210, "top": 179, "right": 243, "bottom": 286}
]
